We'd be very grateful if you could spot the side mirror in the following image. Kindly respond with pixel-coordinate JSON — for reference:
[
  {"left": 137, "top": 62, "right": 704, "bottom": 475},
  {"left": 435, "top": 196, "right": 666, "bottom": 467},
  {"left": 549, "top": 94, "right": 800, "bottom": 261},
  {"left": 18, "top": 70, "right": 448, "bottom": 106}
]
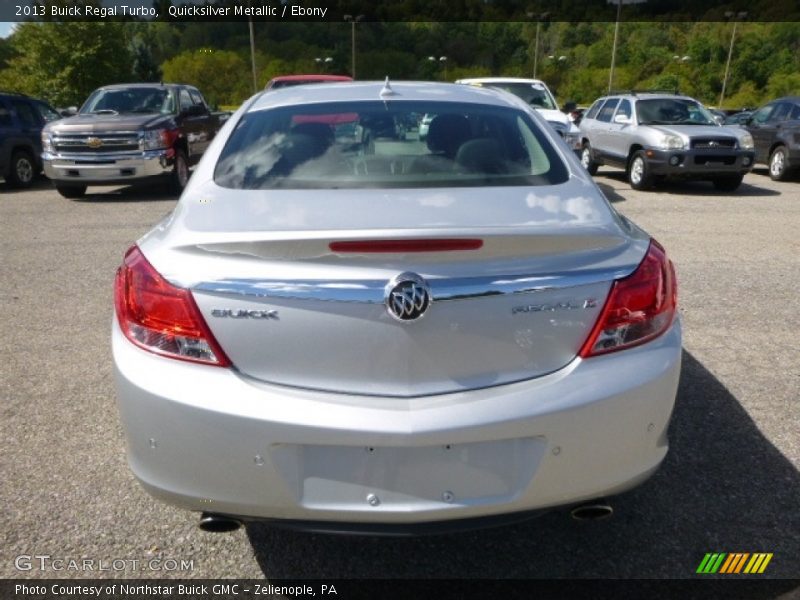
[
  {"left": 713, "top": 115, "right": 724, "bottom": 125},
  {"left": 61, "top": 106, "right": 78, "bottom": 117},
  {"left": 613, "top": 114, "right": 631, "bottom": 125}
]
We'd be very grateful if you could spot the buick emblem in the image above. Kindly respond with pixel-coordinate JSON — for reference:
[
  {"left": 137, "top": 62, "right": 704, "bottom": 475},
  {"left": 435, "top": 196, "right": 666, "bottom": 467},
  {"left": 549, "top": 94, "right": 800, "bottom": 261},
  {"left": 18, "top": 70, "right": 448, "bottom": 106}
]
[
  {"left": 86, "top": 136, "right": 103, "bottom": 149},
  {"left": 385, "top": 273, "right": 432, "bottom": 322}
]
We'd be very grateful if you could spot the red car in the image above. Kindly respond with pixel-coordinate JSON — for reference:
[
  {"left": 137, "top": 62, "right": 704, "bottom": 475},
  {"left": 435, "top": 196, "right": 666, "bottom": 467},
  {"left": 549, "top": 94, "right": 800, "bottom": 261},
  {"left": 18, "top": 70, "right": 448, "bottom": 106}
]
[{"left": 265, "top": 74, "right": 353, "bottom": 91}]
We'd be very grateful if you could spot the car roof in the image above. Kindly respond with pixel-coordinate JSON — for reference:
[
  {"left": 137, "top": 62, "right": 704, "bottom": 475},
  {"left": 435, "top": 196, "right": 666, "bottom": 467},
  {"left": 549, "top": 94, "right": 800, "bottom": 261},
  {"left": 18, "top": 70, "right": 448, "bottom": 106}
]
[
  {"left": 456, "top": 77, "right": 550, "bottom": 86},
  {"left": 601, "top": 93, "right": 698, "bottom": 102},
  {"left": 95, "top": 83, "right": 187, "bottom": 90},
  {"left": 268, "top": 75, "right": 353, "bottom": 83},
  {"left": 248, "top": 81, "right": 524, "bottom": 112},
  {"left": 0, "top": 91, "right": 55, "bottom": 106}
]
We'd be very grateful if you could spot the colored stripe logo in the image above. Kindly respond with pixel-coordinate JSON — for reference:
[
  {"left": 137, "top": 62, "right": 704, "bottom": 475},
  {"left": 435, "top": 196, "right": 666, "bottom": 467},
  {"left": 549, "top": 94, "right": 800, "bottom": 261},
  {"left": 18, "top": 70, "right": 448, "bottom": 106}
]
[{"left": 696, "top": 553, "right": 773, "bottom": 574}]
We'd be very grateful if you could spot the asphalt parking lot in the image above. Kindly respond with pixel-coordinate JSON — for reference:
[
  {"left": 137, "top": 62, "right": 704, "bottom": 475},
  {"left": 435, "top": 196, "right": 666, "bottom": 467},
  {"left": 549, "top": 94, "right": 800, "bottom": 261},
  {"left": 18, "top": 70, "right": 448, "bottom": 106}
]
[{"left": 1, "top": 169, "right": 798, "bottom": 585}]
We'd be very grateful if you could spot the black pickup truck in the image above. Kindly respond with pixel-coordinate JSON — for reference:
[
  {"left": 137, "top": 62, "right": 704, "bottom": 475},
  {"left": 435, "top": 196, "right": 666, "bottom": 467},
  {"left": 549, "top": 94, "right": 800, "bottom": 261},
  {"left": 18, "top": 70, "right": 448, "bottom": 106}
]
[{"left": 42, "top": 83, "right": 227, "bottom": 198}]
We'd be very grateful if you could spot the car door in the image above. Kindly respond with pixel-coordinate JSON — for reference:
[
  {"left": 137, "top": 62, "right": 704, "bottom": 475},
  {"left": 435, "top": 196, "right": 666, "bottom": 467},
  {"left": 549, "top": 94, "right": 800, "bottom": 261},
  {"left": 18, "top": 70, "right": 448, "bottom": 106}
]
[
  {"left": 10, "top": 98, "right": 42, "bottom": 156},
  {"left": 746, "top": 103, "right": 779, "bottom": 163},
  {"left": 176, "top": 87, "right": 206, "bottom": 163},
  {"left": 188, "top": 87, "right": 214, "bottom": 155},
  {"left": 605, "top": 98, "right": 632, "bottom": 160},
  {"left": 578, "top": 98, "right": 604, "bottom": 145},
  {"left": 591, "top": 98, "right": 620, "bottom": 163}
]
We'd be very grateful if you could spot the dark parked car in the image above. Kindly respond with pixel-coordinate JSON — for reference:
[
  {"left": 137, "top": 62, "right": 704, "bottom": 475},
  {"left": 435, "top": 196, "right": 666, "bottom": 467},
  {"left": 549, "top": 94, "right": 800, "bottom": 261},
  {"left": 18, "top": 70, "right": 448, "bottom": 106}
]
[
  {"left": 42, "top": 83, "right": 226, "bottom": 198},
  {"left": 0, "top": 92, "right": 60, "bottom": 187},
  {"left": 724, "top": 110, "right": 753, "bottom": 126},
  {"left": 743, "top": 97, "right": 800, "bottom": 180}
]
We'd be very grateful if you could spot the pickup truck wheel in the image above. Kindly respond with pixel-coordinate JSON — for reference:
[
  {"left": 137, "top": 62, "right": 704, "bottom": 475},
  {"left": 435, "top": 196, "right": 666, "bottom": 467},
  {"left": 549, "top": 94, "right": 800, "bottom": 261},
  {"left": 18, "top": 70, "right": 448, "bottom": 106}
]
[
  {"left": 8, "top": 150, "right": 36, "bottom": 188},
  {"left": 628, "top": 151, "right": 652, "bottom": 190},
  {"left": 580, "top": 143, "right": 598, "bottom": 175},
  {"left": 170, "top": 149, "right": 189, "bottom": 194},
  {"left": 712, "top": 174, "right": 744, "bottom": 191},
  {"left": 768, "top": 146, "right": 790, "bottom": 181},
  {"left": 55, "top": 184, "right": 87, "bottom": 199}
]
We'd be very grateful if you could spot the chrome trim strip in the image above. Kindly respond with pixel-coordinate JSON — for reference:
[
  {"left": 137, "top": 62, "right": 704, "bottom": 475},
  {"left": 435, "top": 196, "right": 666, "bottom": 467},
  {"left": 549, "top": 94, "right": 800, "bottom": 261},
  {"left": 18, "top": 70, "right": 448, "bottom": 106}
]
[{"left": 193, "top": 266, "right": 632, "bottom": 304}]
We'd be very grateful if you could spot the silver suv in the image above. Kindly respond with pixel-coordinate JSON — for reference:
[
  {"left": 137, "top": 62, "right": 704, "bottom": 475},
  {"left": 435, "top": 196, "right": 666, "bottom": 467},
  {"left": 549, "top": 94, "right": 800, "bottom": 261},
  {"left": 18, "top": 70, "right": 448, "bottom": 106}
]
[{"left": 579, "top": 92, "right": 755, "bottom": 191}]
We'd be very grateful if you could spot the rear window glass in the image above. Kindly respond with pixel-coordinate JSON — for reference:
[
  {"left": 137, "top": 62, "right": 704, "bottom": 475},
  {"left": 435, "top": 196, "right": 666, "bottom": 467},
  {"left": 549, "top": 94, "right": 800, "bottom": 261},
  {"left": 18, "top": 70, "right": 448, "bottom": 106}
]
[{"left": 214, "top": 101, "right": 568, "bottom": 190}]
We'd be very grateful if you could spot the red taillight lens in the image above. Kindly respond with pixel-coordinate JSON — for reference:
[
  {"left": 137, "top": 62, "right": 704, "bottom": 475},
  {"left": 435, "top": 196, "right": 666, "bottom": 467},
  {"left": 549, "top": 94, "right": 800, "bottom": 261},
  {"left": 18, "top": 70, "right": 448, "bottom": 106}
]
[
  {"left": 114, "top": 246, "right": 230, "bottom": 367},
  {"left": 579, "top": 240, "right": 677, "bottom": 358}
]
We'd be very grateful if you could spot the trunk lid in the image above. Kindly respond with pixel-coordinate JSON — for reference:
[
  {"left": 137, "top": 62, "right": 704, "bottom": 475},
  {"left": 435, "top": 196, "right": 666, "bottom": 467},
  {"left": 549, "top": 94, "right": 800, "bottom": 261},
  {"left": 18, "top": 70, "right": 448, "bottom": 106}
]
[{"left": 142, "top": 180, "right": 649, "bottom": 397}]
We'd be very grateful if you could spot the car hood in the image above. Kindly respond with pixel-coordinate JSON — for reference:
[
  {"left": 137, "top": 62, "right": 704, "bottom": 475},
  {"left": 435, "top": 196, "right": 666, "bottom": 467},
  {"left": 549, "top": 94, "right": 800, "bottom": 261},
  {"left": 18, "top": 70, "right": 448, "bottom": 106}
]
[
  {"left": 536, "top": 108, "right": 569, "bottom": 126},
  {"left": 45, "top": 113, "right": 172, "bottom": 133},
  {"left": 649, "top": 124, "right": 745, "bottom": 140}
]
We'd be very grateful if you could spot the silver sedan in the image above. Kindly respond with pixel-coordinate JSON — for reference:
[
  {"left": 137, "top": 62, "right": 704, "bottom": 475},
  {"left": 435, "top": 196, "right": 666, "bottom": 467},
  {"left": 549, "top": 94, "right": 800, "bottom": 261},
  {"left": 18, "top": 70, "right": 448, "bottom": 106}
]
[{"left": 113, "top": 81, "right": 681, "bottom": 534}]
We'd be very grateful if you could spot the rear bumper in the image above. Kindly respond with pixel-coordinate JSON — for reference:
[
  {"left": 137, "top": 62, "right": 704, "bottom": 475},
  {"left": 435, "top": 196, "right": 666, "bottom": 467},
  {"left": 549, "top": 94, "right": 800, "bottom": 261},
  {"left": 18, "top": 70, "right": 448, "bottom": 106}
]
[
  {"left": 113, "top": 318, "right": 682, "bottom": 530},
  {"left": 42, "top": 150, "right": 173, "bottom": 185},
  {"left": 645, "top": 147, "right": 754, "bottom": 177}
]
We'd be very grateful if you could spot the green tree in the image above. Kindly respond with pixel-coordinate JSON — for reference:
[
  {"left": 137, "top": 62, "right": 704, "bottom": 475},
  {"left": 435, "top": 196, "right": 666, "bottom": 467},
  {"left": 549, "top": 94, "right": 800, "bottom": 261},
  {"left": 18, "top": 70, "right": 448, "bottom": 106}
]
[
  {"left": 130, "top": 35, "right": 161, "bottom": 83},
  {"left": 0, "top": 21, "right": 132, "bottom": 106},
  {"left": 161, "top": 49, "right": 249, "bottom": 106},
  {"left": 765, "top": 72, "right": 800, "bottom": 99},
  {"left": 726, "top": 81, "right": 761, "bottom": 110}
]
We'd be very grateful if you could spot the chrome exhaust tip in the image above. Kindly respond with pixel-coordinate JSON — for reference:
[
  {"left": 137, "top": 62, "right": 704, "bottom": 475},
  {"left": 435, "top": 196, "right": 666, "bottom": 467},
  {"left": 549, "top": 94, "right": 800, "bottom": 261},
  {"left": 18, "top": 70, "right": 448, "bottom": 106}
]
[
  {"left": 570, "top": 500, "right": 613, "bottom": 521},
  {"left": 198, "top": 512, "right": 242, "bottom": 533}
]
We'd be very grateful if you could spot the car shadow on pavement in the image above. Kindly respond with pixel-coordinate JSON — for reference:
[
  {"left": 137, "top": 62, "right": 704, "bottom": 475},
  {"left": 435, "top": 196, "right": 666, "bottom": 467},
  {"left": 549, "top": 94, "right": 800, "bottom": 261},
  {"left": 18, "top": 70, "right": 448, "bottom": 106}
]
[
  {"left": 751, "top": 166, "right": 800, "bottom": 181},
  {"left": 61, "top": 183, "right": 178, "bottom": 203},
  {"left": 245, "top": 349, "right": 799, "bottom": 589},
  {"left": 595, "top": 181, "right": 627, "bottom": 204},
  {"left": 595, "top": 172, "right": 780, "bottom": 197},
  {"left": 0, "top": 176, "right": 54, "bottom": 193}
]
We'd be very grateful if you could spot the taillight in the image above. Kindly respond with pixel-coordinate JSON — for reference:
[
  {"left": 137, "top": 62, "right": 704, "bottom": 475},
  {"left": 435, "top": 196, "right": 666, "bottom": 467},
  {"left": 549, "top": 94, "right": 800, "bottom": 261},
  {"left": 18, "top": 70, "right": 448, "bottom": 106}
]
[
  {"left": 579, "top": 240, "right": 677, "bottom": 358},
  {"left": 114, "top": 246, "right": 230, "bottom": 367}
]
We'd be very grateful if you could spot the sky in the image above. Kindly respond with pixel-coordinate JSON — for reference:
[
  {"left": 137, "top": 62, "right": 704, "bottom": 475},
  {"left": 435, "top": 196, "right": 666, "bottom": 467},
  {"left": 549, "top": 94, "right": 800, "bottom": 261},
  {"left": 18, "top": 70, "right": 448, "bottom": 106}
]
[{"left": 0, "top": 23, "right": 15, "bottom": 38}]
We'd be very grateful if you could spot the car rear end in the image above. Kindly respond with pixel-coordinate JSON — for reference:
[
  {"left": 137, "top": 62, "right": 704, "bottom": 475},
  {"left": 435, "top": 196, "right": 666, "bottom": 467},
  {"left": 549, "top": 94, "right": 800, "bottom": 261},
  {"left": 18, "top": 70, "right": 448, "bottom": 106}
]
[{"left": 112, "top": 82, "right": 681, "bottom": 531}]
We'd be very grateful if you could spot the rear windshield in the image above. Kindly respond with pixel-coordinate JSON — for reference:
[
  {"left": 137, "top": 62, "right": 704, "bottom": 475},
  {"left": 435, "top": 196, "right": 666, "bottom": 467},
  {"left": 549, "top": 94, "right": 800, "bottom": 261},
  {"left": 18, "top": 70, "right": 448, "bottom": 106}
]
[{"left": 214, "top": 101, "right": 568, "bottom": 189}]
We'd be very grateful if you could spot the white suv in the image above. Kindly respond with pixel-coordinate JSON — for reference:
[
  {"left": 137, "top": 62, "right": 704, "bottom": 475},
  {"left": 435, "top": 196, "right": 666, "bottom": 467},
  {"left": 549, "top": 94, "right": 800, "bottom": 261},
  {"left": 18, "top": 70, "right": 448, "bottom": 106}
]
[{"left": 456, "top": 77, "right": 581, "bottom": 155}]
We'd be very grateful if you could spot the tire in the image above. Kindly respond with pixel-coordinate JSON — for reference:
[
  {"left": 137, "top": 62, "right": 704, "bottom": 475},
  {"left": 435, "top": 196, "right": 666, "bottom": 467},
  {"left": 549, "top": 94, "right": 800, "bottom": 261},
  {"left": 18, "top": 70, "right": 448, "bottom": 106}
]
[
  {"left": 55, "top": 183, "right": 87, "bottom": 199},
  {"left": 7, "top": 150, "right": 36, "bottom": 188},
  {"left": 768, "top": 146, "right": 790, "bottom": 181},
  {"left": 627, "top": 150, "right": 653, "bottom": 190},
  {"left": 712, "top": 174, "right": 744, "bottom": 192},
  {"left": 169, "top": 148, "right": 190, "bottom": 195},
  {"left": 580, "top": 142, "right": 598, "bottom": 175}
]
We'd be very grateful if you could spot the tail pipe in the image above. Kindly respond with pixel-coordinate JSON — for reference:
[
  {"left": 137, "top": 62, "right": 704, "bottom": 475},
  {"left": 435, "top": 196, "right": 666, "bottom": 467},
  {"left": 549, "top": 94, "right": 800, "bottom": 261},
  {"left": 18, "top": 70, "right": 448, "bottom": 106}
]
[
  {"left": 570, "top": 500, "right": 613, "bottom": 521},
  {"left": 198, "top": 512, "right": 242, "bottom": 533}
]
